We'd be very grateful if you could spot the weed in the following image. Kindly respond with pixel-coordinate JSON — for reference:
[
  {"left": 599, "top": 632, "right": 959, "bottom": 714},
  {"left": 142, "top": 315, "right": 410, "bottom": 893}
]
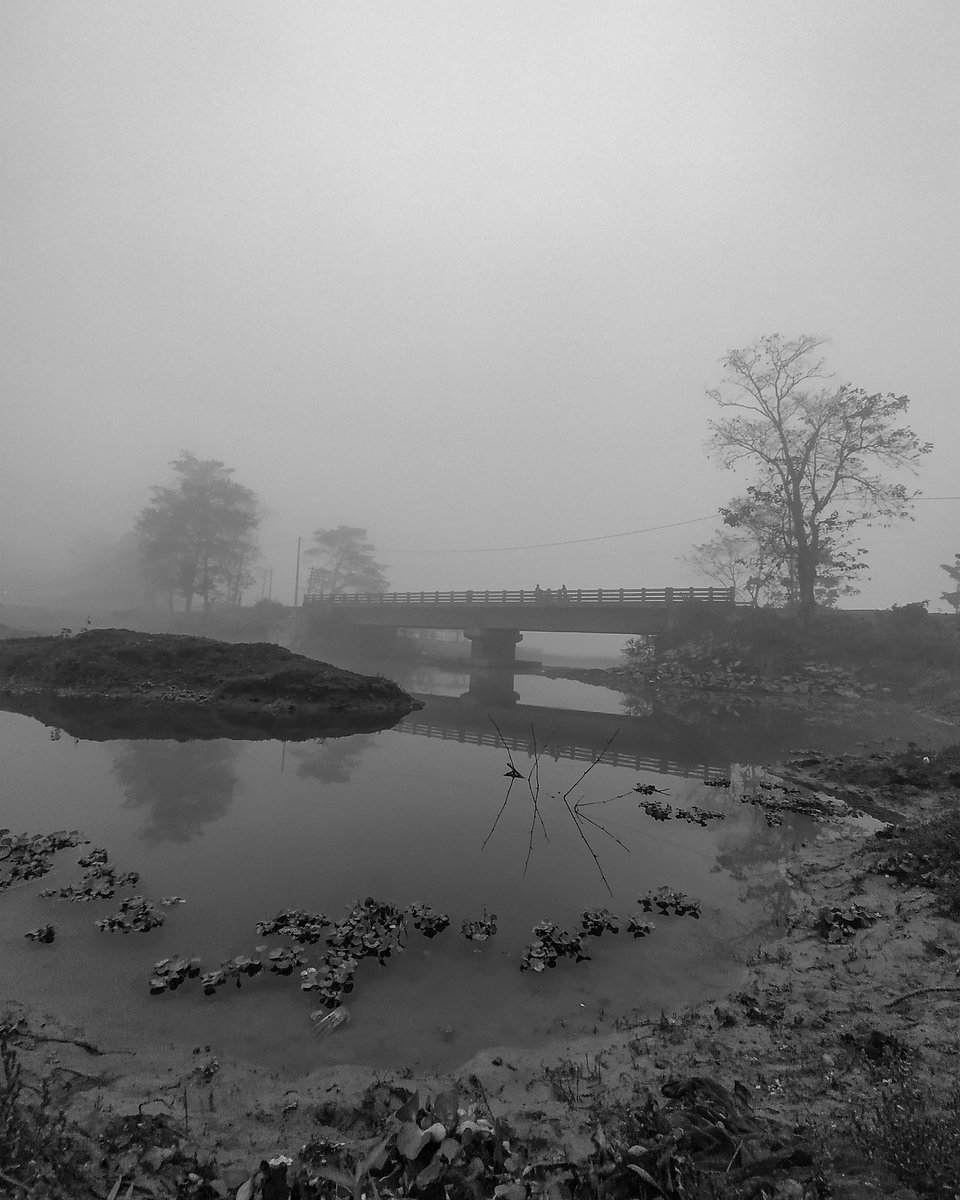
[
  {"left": 0, "top": 1026, "right": 93, "bottom": 1197},
  {"left": 850, "top": 1066, "right": 960, "bottom": 1196},
  {"left": 872, "top": 806, "right": 960, "bottom": 920}
]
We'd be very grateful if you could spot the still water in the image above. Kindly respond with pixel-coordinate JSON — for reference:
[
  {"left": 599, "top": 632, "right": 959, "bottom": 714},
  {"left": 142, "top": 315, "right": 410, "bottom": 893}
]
[{"left": 0, "top": 662, "right": 924, "bottom": 1074}]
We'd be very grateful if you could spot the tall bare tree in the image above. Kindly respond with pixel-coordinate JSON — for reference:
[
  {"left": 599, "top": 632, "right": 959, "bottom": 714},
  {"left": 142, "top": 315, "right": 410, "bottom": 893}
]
[{"left": 707, "top": 335, "right": 931, "bottom": 612}]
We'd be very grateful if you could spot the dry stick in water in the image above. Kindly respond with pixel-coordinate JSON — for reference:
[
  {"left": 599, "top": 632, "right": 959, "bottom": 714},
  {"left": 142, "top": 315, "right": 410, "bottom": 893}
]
[{"left": 560, "top": 731, "right": 621, "bottom": 895}]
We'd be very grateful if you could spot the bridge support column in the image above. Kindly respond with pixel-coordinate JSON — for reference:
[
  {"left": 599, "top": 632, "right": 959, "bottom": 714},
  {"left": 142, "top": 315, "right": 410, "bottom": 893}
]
[{"left": 464, "top": 627, "right": 522, "bottom": 668}]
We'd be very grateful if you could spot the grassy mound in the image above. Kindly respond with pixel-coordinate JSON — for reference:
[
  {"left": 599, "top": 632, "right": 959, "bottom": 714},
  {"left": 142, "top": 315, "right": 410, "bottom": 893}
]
[{"left": 0, "top": 629, "right": 419, "bottom": 738}]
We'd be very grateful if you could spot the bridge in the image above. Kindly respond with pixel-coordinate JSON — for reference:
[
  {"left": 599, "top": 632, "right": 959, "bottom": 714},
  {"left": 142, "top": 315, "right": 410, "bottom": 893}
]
[{"left": 301, "top": 586, "right": 737, "bottom": 666}]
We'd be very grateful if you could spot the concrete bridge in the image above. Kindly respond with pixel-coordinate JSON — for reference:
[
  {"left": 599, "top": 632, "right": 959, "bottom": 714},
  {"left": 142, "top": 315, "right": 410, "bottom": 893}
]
[{"left": 302, "top": 586, "right": 737, "bottom": 666}]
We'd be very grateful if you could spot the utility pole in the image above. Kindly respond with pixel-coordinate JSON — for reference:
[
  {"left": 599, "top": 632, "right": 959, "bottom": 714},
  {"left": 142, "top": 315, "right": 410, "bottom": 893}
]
[{"left": 293, "top": 536, "right": 301, "bottom": 607}]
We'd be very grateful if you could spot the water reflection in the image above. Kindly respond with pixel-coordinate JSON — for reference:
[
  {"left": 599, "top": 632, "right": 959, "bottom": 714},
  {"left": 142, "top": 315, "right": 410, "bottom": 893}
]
[
  {"left": 288, "top": 735, "right": 378, "bottom": 783},
  {"left": 399, "top": 691, "right": 731, "bottom": 779},
  {"left": 112, "top": 740, "right": 239, "bottom": 842}
]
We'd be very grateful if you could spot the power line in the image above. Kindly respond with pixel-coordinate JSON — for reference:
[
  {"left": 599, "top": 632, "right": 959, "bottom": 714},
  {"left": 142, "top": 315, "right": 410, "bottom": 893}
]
[{"left": 381, "top": 514, "right": 718, "bottom": 556}]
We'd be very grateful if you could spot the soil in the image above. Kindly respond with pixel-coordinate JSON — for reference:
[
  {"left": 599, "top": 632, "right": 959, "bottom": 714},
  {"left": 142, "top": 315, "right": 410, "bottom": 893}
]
[
  {"left": 3, "top": 736, "right": 960, "bottom": 1198},
  {"left": 0, "top": 628, "right": 421, "bottom": 740}
]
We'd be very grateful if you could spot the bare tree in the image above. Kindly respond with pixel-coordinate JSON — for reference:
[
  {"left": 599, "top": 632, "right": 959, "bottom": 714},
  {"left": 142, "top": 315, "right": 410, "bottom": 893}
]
[
  {"left": 682, "top": 530, "right": 763, "bottom": 605},
  {"left": 707, "top": 335, "right": 931, "bottom": 613}
]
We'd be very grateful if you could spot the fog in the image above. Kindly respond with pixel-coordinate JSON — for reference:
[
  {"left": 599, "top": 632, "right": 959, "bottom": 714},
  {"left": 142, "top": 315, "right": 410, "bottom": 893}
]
[{"left": 2, "top": 2, "right": 957, "bottom": 612}]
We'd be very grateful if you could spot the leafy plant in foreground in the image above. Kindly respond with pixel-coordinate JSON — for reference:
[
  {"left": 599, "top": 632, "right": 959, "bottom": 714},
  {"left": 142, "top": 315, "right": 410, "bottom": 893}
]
[{"left": 0, "top": 1026, "right": 93, "bottom": 1197}]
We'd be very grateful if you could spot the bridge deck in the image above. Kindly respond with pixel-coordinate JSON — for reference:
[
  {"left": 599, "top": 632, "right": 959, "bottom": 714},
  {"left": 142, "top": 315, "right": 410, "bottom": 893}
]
[
  {"left": 302, "top": 587, "right": 737, "bottom": 635},
  {"left": 303, "top": 586, "right": 734, "bottom": 607}
]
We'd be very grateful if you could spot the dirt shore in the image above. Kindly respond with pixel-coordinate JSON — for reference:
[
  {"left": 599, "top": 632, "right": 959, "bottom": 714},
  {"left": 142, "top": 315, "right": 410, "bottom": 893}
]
[{"left": 4, "top": 738, "right": 960, "bottom": 1198}]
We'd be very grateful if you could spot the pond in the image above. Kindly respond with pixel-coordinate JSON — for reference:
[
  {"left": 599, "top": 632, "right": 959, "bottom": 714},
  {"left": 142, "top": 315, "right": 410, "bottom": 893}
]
[{"left": 0, "top": 661, "right": 923, "bottom": 1075}]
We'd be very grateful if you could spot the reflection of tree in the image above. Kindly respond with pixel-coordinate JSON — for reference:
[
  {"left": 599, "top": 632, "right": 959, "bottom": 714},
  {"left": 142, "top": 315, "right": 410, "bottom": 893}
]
[
  {"left": 619, "top": 687, "right": 654, "bottom": 718},
  {"left": 113, "top": 741, "right": 239, "bottom": 842},
  {"left": 289, "top": 735, "right": 376, "bottom": 784},
  {"left": 714, "top": 795, "right": 804, "bottom": 930}
]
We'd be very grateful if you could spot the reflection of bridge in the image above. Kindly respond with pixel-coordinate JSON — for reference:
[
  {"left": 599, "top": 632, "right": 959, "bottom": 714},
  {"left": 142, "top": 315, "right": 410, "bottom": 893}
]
[
  {"left": 392, "top": 693, "right": 732, "bottom": 781},
  {"left": 303, "top": 587, "right": 737, "bottom": 666}
]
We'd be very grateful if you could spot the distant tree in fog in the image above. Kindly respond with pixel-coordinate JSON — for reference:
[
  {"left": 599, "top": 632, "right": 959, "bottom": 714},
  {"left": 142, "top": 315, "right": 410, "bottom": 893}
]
[
  {"left": 707, "top": 334, "right": 931, "bottom": 613},
  {"left": 683, "top": 529, "right": 770, "bottom": 606},
  {"left": 304, "top": 525, "right": 388, "bottom": 595},
  {"left": 135, "top": 452, "right": 260, "bottom": 612},
  {"left": 941, "top": 553, "right": 960, "bottom": 615}
]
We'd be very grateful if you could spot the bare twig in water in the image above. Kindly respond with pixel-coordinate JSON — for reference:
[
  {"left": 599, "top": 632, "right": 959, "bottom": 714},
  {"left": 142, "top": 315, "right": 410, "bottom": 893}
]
[
  {"left": 481, "top": 774, "right": 517, "bottom": 850},
  {"left": 574, "top": 789, "right": 637, "bottom": 808},
  {"left": 560, "top": 732, "right": 621, "bottom": 895},
  {"left": 573, "top": 805, "right": 631, "bottom": 855},
  {"left": 561, "top": 731, "right": 619, "bottom": 798},
  {"left": 486, "top": 722, "right": 631, "bottom": 893},
  {"left": 490, "top": 717, "right": 523, "bottom": 780},
  {"left": 486, "top": 717, "right": 551, "bottom": 871}
]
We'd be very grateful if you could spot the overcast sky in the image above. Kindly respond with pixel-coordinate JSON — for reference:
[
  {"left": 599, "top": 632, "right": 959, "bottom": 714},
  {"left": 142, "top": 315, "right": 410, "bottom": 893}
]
[{"left": 2, "top": 1, "right": 957, "bottom": 608}]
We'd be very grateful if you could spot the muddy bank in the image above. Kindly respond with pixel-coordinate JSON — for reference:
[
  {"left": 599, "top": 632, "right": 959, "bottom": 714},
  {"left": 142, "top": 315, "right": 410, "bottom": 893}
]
[
  {"left": 3, "top": 738, "right": 960, "bottom": 1197},
  {"left": 0, "top": 628, "right": 421, "bottom": 740}
]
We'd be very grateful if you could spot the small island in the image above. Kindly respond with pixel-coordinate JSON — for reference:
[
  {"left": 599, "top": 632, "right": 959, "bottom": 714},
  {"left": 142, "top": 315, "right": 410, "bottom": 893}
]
[{"left": 0, "top": 627, "right": 421, "bottom": 740}]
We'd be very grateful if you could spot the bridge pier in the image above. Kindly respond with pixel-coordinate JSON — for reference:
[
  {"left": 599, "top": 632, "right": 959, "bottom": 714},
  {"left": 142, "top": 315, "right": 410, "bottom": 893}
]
[
  {"left": 464, "top": 627, "right": 522, "bottom": 668},
  {"left": 463, "top": 668, "right": 520, "bottom": 707}
]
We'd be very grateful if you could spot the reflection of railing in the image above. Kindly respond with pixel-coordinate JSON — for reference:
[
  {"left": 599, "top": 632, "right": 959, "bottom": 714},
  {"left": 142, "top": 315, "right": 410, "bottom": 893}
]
[
  {"left": 392, "top": 717, "right": 728, "bottom": 781},
  {"left": 303, "top": 587, "right": 736, "bottom": 606}
]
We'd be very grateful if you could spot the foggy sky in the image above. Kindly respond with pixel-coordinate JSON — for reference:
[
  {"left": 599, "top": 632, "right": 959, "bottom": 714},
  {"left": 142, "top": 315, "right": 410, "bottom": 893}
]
[{"left": 2, "top": 2, "right": 958, "bottom": 609}]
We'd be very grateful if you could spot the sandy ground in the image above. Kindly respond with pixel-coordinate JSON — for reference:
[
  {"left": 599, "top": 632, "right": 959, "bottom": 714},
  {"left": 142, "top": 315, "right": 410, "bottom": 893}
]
[{"left": 4, "top": 735, "right": 960, "bottom": 1199}]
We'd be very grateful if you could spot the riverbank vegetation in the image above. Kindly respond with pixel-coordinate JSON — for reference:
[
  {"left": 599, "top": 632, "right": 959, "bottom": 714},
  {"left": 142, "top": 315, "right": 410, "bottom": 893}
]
[{"left": 619, "top": 603, "right": 960, "bottom": 709}]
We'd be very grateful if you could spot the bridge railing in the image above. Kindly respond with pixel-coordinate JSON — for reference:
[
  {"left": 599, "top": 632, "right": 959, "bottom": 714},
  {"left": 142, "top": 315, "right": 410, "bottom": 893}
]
[{"left": 302, "top": 586, "right": 736, "bottom": 606}]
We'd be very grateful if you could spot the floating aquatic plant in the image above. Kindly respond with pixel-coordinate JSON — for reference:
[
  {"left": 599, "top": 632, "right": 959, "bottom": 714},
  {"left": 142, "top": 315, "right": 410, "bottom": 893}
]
[
  {"left": 200, "top": 955, "right": 264, "bottom": 995},
  {"left": 638, "top": 887, "right": 701, "bottom": 918},
  {"left": 641, "top": 800, "right": 673, "bottom": 822},
  {"left": 43, "top": 859, "right": 140, "bottom": 902},
  {"left": 96, "top": 896, "right": 164, "bottom": 934},
  {"left": 520, "top": 922, "right": 589, "bottom": 972},
  {"left": 704, "top": 779, "right": 732, "bottom": 788},
  {"left": 149, "top": 956, "right": 203, "bottom": 994},
  {"left": 579, "top": 906, "right": 620, "bottom": 937},
  {"left": 267, "top": 945, "right": 305, "bottom": 975},
  {"left": 255, "top": 907, "right": 330, "bottom": 944},
  {"left": 626, "top": 916, "right": 655, "bottom": 938},
  {"left": 634, "top": 783, "right": 669, "bottom": 796},
  {"left": 24, "top": 924, "right": 55, "bottom": 944},
  {"left": 675, "top": 806, "right": 725, "bottom": 826},
  {"left": 461, "top": 909, "right": 498, "bottom": 941},
  {"left": 407, "top": 903, "right": 450, "bottom": 938},
  {"left": 0, "top": 829, "right": 87, "bottom": 890}
]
